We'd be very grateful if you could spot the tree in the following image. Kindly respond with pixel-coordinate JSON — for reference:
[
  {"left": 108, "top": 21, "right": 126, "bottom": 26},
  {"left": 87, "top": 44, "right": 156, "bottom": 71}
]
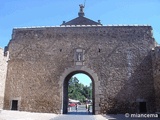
[{"left": 68, "top": 77, "right": 92, "bottom": 103}]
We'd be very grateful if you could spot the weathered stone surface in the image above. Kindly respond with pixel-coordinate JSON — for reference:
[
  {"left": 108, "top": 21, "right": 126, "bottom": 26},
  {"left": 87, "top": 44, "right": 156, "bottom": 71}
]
[
  {"left": 3, "top": 25, "right": 157, "bottom": 114},
  {"left": 151, "top": 47, "right": 160, "bottom": 112},
  {"left": 0, "top": 48, "right": 7, "bottom": 109}
]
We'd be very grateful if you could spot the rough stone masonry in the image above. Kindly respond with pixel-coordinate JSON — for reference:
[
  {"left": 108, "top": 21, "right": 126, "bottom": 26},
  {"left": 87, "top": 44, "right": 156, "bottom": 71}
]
[
  {"left": 151, "top": 46, "right": 160, "bottom": 112},
  {"left": 3, "top": 25, "right": 158, "bottom": 114},
  {"left": 2, "top": 5, "right": 160, "bottom": 114}
]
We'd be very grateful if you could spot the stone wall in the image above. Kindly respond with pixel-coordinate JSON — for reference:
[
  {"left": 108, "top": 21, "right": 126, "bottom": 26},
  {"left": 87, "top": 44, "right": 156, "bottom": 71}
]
[
  {"left": 152, "top": 47, "right": 160, "bottom": 112},
  {"left": 4, "top": 26, "right": 156, "bottom": 114},
  {"left": 0, "top": 48, "right": 7, "bottom": 109}
]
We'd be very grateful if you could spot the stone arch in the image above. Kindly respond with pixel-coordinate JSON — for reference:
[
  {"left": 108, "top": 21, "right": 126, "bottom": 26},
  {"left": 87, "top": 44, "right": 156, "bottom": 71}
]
[{"left": 59, "top": 66, "right": 100, "bottom": 114}]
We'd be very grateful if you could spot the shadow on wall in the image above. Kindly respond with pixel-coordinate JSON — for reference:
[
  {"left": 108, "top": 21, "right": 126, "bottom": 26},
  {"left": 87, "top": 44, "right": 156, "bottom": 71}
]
[{"left": 100, "top": 52, "right": 156, "bottom": 114}]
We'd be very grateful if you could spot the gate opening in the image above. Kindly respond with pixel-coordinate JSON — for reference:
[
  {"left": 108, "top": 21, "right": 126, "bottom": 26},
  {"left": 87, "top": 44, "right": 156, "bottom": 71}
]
[{"left": 63, "top": 71, "right": 95, "bottom": 115}]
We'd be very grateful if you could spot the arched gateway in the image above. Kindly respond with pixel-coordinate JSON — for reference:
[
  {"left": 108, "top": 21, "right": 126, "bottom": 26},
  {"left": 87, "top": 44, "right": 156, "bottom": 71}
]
[
  {"left": 3, "top": 4, "right": 158, "bottom": 114},
  {"left": 59, "top": 66, "right": 100, "bottom": 114}
]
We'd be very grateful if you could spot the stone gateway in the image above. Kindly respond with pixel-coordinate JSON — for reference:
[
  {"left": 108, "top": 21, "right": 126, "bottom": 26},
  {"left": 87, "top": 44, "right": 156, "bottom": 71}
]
[{"left": 2, "top": 6, "right": 160, "bottom": 114}]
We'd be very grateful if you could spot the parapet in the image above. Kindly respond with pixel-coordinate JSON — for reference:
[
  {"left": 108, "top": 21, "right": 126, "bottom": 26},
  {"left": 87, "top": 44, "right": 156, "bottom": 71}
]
[{"left": 13, "top": 24, "right": 150, "bottom": 29}]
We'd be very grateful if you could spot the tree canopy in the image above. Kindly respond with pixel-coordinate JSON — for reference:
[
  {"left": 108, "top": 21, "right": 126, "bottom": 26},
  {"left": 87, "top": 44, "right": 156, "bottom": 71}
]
[{"left": 68, "top": 76, "right": 92, "bottom": 103}]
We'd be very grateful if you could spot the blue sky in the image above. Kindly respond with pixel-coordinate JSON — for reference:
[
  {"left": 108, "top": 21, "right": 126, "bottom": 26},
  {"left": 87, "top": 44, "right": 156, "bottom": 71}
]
[
  {"left": 1, "top": 1, "right": 159, "bottom": 86},
  {"left": 73, "top": 73, "right": 92, "bottom": 86},
  {"left": 0, "top": 0, "right": 160, "bottom": 48}
]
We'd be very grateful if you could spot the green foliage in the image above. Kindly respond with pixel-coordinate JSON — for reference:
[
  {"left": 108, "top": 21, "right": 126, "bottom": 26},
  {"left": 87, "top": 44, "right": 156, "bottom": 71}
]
[{"left": 68, "top": 77, "right": 92, "bottom": 102}]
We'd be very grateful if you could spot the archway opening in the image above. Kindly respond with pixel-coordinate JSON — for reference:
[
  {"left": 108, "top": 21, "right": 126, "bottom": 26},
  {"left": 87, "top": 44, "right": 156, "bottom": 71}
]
[{"left": 63, "top": 71, "right": 95, "bottom": 115}]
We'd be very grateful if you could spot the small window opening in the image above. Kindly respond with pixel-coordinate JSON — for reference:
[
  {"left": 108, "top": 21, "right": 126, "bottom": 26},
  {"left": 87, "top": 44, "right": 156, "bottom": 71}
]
[{"left": 98, "top": 49, "right": 101, "bottom": 53}]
